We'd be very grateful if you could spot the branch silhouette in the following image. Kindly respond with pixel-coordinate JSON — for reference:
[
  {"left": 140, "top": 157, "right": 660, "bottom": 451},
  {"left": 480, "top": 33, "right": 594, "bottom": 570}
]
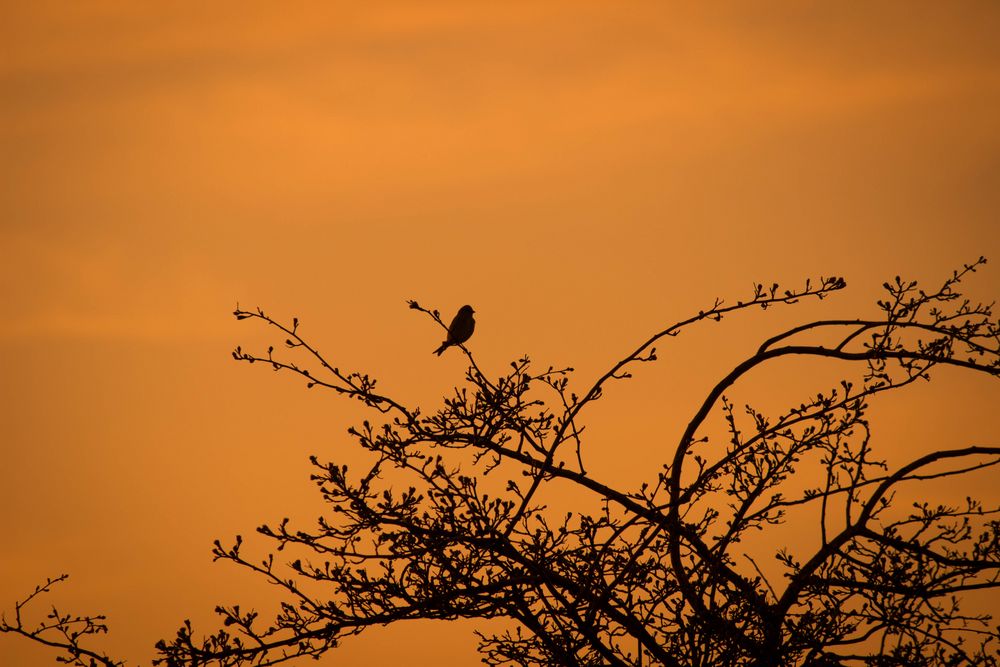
[
  {"left": 5, "top": 260, "right": 998, "bottom": 666},
  {"left": 0, "top": 575, "right": 123, "bottom": 667}
]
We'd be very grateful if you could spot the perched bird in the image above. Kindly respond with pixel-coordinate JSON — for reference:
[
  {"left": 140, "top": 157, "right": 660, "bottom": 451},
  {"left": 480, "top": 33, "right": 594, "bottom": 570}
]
[{"left": 434, "top": 305, "right": 476, "bottom": 356}]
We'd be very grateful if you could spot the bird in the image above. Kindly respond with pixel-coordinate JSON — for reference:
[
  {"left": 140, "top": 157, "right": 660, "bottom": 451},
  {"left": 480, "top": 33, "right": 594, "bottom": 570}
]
[{"left": 433, "top": 305, "right": 476, "bottom": 356}]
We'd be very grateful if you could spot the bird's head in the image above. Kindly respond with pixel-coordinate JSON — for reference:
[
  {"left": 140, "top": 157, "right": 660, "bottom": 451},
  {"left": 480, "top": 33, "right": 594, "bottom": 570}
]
[{"left": 459, "top": 305, "right": 475, "bottom": 315}]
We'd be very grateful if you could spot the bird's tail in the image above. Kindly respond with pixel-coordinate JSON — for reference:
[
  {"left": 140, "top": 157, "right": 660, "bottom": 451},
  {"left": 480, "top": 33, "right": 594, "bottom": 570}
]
[{"left": 433, "top": 342, "right": 448, "bottom": 356}]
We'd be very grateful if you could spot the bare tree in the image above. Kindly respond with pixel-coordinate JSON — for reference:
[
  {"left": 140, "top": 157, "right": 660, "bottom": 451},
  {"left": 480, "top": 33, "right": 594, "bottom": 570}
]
[{"left": 5, "top": 259, "right": 999, "bottom": 666}]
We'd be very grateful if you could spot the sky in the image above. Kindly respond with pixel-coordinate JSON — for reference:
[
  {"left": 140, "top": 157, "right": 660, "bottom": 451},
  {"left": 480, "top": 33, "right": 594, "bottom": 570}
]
[{"left": 2, "top": 2, "right": 999, "bottom": 665}]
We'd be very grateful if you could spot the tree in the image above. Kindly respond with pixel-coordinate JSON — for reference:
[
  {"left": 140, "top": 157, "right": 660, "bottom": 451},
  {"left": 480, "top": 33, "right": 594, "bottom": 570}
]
[{"left": 4, "top": 259, "right": 1000, "bottom": 666}]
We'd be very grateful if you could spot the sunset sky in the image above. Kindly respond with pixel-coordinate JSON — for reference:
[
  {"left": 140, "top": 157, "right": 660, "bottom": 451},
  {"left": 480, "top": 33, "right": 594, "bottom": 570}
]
[{"left": 2, "top": 3, "right": 999, "bottom": 665}]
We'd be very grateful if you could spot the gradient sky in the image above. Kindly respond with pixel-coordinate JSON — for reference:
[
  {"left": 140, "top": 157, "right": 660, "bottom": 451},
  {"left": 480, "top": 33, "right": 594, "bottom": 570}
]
[{"left": 2, "top": 3, "right": 999, "bottom": 665}]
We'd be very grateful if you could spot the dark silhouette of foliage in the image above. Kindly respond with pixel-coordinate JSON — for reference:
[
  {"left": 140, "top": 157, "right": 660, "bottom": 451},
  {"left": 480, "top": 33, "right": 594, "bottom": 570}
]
[{"left": 5, "top": 260, "right": 1000, "bottom": 666}]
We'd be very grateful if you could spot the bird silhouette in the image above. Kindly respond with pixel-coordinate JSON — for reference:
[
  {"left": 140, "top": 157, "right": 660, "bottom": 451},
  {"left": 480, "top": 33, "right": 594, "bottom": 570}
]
[{"left": 434, "top": 305, "right": 475, "bottom": 355}]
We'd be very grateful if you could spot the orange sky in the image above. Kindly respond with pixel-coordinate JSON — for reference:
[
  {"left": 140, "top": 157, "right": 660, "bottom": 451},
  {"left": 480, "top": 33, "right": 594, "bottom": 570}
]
[{"left": 2, "top": 3, "right": 999, "bottom": 665}]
